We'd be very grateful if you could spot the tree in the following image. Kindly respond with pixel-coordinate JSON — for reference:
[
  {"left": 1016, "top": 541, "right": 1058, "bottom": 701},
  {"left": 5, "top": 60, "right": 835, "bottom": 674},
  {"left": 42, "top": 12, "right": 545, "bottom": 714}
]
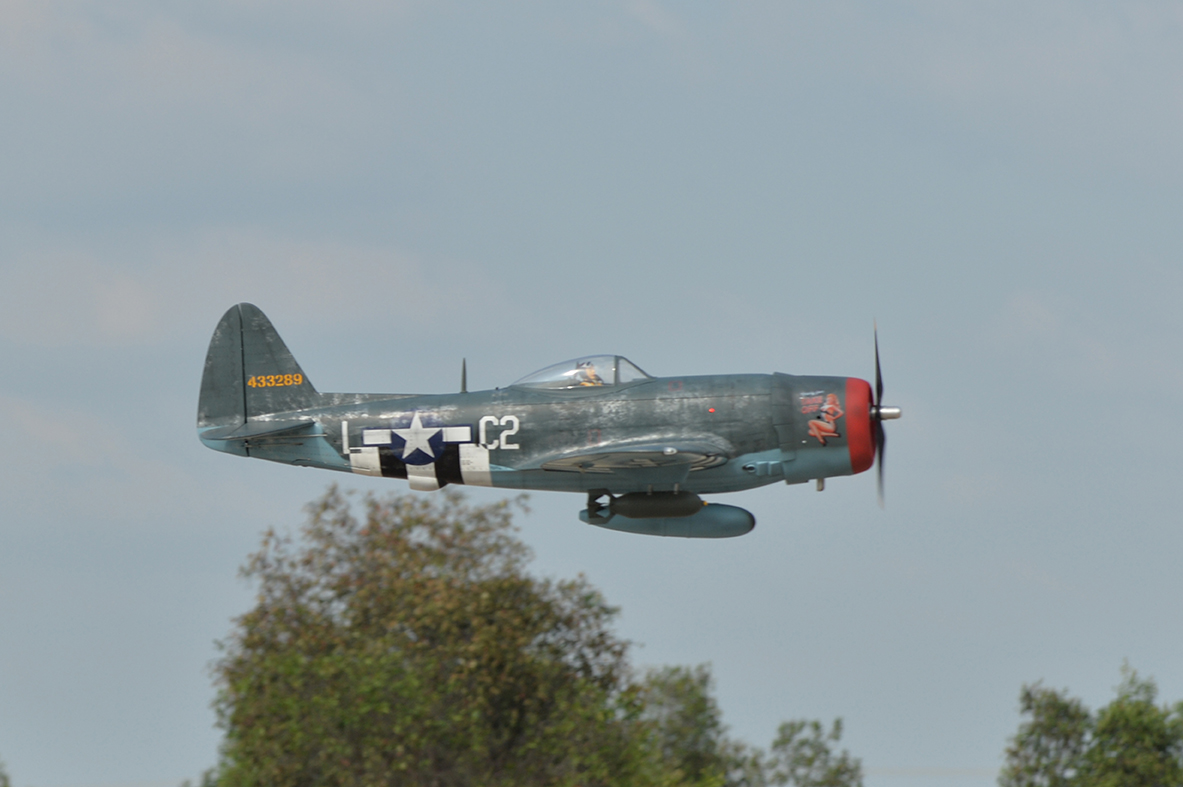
[
  {"left": 211, "top": 486, "right": 865, "bottom": 787},
  {"left": 1000, "top": 665, "right": 1183, "bottom": 787},
  {"left": 179, "top": 768, "right": 218, "bottom": 787},
  {"left": 639, "top": 665, "right": 735, "bottom": 786},
  {"left": 999, "top": 683, "right": 1092, "bottom": 787},
  {"left": 762, "top": 719, "right": 863, "bottom": 787},
  {"left": 1079, "top": 668, "right": 1183, "bottom": 787},
  {"left": 213, "top": 487, "right": 650, "bottom": 786},
  {"left": 634, "top": 662, "right": 865, "bottom": 785},
  {"left": 635, "top": 666, "right": 862, "bottom": 787},
  {"left": 0, "top": 756, "right": 10, "bottom": 787}
]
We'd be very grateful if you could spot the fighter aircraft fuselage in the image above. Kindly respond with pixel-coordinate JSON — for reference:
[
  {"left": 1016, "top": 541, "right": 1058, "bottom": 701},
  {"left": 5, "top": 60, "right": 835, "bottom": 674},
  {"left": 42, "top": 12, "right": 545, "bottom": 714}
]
[{"left": 198, "top": 304, "right": 898, "bottom": 537}]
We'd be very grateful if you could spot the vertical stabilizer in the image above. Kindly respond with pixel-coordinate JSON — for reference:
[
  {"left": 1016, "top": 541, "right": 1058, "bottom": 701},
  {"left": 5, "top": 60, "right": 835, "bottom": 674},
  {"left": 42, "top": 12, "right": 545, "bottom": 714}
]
[
  {"left": 197, "top": 304, "right": 320, "bottom": 430},
  {"left": 198, "top": 305, "right": 246, "bottom": 429}
]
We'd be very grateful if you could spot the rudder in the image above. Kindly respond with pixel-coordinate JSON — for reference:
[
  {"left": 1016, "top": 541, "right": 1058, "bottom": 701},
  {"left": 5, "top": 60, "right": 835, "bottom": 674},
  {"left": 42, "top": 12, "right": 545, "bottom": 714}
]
[{"left": 197, "top": 303, "right": 320, "bottom": 430}]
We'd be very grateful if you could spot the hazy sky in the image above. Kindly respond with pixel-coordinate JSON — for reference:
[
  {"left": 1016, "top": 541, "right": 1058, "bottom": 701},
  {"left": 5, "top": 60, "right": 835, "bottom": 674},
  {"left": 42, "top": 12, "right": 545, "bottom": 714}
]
[{"left": 3, "top": 2, "right": 1183, "bottom": 785}]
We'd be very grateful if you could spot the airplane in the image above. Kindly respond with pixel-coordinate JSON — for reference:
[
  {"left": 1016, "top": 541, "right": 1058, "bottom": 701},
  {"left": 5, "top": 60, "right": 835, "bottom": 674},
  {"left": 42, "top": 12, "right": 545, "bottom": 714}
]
[{"left": 198, "top": 304, "right": 901, "bottom": 538}]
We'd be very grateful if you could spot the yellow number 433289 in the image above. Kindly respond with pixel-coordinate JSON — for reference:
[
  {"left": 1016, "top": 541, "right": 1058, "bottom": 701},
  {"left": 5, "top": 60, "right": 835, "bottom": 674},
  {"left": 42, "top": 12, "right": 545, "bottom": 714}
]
[{"left": 247, "top": 373, "right": 303, "bottom": 388}]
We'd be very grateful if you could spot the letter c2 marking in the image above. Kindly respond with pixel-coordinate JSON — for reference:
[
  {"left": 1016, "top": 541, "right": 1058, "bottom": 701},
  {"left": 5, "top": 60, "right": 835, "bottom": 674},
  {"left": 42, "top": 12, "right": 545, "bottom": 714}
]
[{"left": 478, "top": 414, "right": 522, "bottom": 450}]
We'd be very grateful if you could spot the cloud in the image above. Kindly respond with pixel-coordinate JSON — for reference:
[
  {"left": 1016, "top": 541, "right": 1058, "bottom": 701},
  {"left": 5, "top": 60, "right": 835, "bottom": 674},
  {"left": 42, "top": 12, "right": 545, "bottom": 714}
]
[
  {"left": 0, "top": 0, "right": 407, "bottom": 202},
  {"left": 883, "top": 1, "right": 1183, "bottom": 140},
  {"left": 729, "top": 1, "right": 1183, "bottom": 175},
  {"left": 0, "top": 393, "right": 195, "bottom": 523},
  {"left": 7, "top": 1, "right": 1183, "bottom": 186},
  {"left": 0, "top": 227, "right": 503, "bottom": 347},
  {"left": 984, "top": 289, "right": 1102, "bottom": 379},
  {"left": 942, "top": 471, "right": 1006, "bottom": 506},
  {"left": 981, "top": 287, "right": 1179, "bottom": 389},
  {"left": 0, "top": 253, "right": 163, "bottom": 346},
  {"left": 623, "top": 0, "right": 688, "bottom": 41},
  {"left": 994, "top": 290, "right": 1063, "bottom": 343},
  {"left": 1005, "top": 558, "right": 1074, "bottom": 596}
]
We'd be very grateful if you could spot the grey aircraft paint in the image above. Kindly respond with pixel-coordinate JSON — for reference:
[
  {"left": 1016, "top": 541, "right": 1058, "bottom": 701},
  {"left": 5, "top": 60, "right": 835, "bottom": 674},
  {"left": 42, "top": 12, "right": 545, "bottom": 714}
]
[{"left": 198, "top": 304, "right": 897, "bottom": 537}]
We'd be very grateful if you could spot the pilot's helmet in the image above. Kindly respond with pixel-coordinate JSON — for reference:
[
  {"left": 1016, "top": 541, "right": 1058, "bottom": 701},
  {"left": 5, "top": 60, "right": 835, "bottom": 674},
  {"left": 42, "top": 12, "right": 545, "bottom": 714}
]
[{"left": 576, "top": 360, "right": 601, "bottom": 383}]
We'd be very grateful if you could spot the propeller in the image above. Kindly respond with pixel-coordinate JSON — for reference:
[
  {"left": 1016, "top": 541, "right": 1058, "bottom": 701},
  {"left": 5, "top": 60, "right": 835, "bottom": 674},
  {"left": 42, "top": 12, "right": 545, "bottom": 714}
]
[{"left": 870, "top": 324, "right": 901, "bottom": 505}]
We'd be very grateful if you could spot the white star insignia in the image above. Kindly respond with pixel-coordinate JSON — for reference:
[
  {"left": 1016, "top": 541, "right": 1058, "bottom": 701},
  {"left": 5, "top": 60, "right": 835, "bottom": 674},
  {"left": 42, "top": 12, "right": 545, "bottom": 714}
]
[{"left": 393, "top": 413, "right": 440, "bottom": 460}]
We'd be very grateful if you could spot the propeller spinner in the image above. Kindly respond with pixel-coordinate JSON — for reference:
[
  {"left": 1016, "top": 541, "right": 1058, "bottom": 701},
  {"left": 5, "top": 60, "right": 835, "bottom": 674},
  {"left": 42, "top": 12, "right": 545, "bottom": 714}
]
[{"left": 869, "top": 326, "right": 901, "bottom": 504}]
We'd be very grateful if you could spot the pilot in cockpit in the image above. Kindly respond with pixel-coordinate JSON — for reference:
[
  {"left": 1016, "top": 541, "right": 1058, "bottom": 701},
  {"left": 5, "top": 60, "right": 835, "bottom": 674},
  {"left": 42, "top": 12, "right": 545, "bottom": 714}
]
[{"left": 576, "top": 361, "right": 605, "bottom": 386}]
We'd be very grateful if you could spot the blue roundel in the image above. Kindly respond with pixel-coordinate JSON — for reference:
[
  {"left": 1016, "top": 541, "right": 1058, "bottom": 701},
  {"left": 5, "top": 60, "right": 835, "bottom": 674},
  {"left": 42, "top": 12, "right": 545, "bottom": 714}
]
[{"left": 390, "top": 412, "right": 446, "bottom": 466}]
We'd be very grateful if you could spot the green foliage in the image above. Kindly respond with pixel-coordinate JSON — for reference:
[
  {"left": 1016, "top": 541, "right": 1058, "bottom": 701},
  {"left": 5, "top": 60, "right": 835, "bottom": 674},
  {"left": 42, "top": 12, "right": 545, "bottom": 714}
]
[
  {"left": 1000, "top": 665, "right": 1183, "bottom": 787},
  {"left": 764, "top": 719, "right": 864, "bottom": 787},
  {"left": 0, "top": 756, "right": 10, "bottom": 787},
  {"left": 1080, "top": 668, "right": 1183, "bottom": 787},
  {"left": 999, "top": 683, "right": 1092, "bottom": 787},
  {"left": 213, "top": 487, "right": 647, "bottom": 786},
  {"left": 635, "top": 666, "right": 862, "bottom": 787},
  {"left": 179, "top": 767, "right": 218, "bottom": 787},
  {"left": 211, "top": 486, "right": 865, "bottom": 787},
  {"left": 638, "top": 665, "right": 735, "bottom": 786}
]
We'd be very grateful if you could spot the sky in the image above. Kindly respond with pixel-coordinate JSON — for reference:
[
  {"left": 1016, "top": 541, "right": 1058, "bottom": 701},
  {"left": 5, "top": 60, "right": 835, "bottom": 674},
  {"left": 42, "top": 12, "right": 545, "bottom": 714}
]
[{"left": 2, "top": 1, "right": 1183, "bottom": 785}]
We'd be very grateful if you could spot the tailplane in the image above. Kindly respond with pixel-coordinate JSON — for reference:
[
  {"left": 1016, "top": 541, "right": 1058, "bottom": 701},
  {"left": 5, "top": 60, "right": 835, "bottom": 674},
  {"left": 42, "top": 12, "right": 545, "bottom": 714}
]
[{"left": 197, "top": 303, "right": 321, "bottom": 430}]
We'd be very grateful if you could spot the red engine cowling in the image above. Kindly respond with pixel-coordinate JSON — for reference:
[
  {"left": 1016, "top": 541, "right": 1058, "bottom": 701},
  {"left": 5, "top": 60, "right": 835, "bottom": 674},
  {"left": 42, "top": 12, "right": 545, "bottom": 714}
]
[{"left": 845, "top": 377, "right": 876, "bottom": 475}]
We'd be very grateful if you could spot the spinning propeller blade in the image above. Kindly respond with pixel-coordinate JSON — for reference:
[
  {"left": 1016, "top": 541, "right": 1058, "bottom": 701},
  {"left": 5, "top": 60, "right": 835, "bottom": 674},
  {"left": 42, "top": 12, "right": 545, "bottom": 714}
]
[
  {"left": 870, "top": 324, "right": 899, "bottom": 506},
  {"left": 874, "top": 325, "right": 883, "bottom": 407},
  {"left": 875, "top": 419, "right": 886, "bottom": 506}
]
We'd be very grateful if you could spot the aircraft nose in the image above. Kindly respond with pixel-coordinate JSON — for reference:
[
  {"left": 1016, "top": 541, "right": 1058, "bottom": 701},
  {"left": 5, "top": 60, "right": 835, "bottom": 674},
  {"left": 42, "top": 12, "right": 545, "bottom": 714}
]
[{"left": 845, "top": 377, "right": 875, "bottom": 475}]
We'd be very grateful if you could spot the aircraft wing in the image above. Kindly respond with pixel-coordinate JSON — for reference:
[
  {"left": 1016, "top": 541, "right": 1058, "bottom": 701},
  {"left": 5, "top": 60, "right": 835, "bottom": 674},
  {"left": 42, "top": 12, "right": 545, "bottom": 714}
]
[{"left": 537, "top": 439, "right": 730, "bottom": 475}]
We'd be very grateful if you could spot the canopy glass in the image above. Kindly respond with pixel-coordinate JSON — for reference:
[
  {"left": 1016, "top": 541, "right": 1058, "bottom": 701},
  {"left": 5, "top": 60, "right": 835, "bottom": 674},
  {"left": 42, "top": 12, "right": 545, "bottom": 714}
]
[{"left": 512, "top": 355, "right": 652, "bottom": 389}]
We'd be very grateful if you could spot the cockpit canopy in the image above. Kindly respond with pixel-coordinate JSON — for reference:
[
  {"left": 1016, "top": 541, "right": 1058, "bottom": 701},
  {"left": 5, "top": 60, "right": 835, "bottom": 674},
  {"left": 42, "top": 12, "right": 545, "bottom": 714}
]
[{"left": 512, "top": 355, "right": 652, "bottom": 390}]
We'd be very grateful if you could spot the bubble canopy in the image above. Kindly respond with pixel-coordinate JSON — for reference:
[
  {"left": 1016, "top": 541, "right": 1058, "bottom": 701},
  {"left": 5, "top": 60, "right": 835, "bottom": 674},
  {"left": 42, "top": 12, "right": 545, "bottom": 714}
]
[{"left": 512, "top": 355, "right": 652, "bottom": 389}]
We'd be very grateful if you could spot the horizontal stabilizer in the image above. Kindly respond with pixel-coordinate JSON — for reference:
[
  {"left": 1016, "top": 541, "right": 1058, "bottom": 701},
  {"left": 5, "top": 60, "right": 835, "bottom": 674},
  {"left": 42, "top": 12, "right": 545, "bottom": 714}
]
[{"left": 199, "top": 420, "right": 319, "bottom": 443}]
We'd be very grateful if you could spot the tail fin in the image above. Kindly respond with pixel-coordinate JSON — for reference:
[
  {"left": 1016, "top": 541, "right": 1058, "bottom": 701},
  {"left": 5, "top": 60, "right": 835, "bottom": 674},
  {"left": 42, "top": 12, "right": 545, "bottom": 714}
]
[{"left": 197, "top": 303, "right": 321, "bottom": 429}]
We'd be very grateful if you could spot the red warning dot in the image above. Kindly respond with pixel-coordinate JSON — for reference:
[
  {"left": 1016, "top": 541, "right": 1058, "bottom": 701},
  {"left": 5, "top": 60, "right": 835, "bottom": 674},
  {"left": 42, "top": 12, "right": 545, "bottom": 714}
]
[{"left": 708, "top": 408, "right": 715, "bottom": 413}]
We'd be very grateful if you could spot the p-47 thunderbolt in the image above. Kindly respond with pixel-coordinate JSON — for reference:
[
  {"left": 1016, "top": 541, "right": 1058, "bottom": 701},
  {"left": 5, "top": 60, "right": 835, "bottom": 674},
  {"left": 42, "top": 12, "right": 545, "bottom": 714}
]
[{"left": 198, "top": 304, "right": 901, "bottom": 538}]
